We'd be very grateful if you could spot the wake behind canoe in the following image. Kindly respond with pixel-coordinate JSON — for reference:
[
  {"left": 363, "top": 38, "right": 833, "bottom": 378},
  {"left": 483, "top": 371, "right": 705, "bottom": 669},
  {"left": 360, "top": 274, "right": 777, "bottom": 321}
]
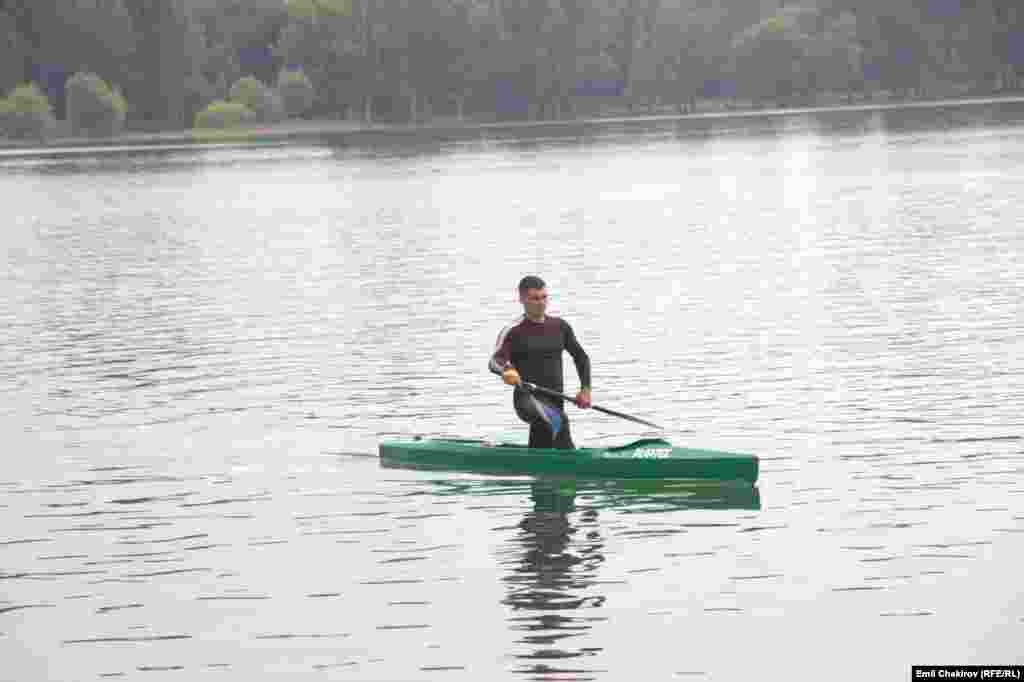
[{"left": 379, "top": 438, "right": 758, "bottom": 483}]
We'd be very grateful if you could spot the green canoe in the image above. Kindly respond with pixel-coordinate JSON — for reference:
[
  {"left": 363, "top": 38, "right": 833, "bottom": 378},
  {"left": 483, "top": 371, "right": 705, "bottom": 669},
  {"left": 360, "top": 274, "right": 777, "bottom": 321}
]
[{"left": 378, "top": 438, "right": 758, "bottom": 483}]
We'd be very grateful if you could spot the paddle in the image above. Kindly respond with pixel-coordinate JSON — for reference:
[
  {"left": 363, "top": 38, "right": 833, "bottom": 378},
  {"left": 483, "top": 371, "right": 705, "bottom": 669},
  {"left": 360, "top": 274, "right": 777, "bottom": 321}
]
[{"left": 520, "top": 381, "right": 664, "bottom": 431}]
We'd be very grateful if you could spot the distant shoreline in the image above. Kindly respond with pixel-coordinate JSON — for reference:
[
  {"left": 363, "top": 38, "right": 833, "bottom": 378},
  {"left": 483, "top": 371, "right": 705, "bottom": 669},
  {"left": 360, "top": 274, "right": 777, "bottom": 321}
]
[{"left": 4, "top": 93, "right": 1024, "bottom": 156}]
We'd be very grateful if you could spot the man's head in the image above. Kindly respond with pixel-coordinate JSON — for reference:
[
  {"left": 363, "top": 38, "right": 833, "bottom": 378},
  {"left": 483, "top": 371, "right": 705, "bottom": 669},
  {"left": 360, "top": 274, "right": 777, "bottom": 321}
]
[{"left": 518, "top": 275, "right": 547, "bottom": 320}]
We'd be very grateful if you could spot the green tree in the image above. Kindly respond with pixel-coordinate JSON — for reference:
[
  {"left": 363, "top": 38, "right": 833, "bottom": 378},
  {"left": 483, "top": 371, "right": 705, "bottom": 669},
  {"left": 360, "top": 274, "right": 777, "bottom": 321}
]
[
  {"left": 7, "top": 0, "right": 1024, "bottom": 131},
  {"left": 0, "top": 10, "right": 32, "bottom": 95},
  {"left": 953, "top": 2, "right": 1005, "bottom": 91},
  {"left": 275, "top": 3, "right": 360, "bottom": 117},
  {"left": 392, "top": 0, "right": 483, "bottom": 122},
  {"left": 0, "top": 0, "right": 137, "bottom": 118},
  {"left": 285, "top": 0, "right": 353, "bottom": 20},
  {"left": 440, "top": 0, "right": 506, "bottom": 121},
  {"left": 804, "top": 11, "right": 863, "bottom": 101},
  {"left": 124, "top": 0, "right": 188, "bottom": 128},
  {"left": 188, "top": 0, "right": 288, "bottom": 84},
  {"left": 0, "top": 82, "right": 55, "bottom": 140},
  {"left": 65, "top": 71, "right": 127, "bottom": 136},
  {"left": 194, "top": 99, "right": 253, "bottom": 128},
  {"left": 181, "top": 8, "right": 218, "bottom": 127},
  {"left": 277, "top": 68, "right": 315, "bottom": 117},
  {"left": 229, "top": 75, "right": 284, "bottom": 122},
  {"left": 731, "top": 8, "right": 818, "bottom": 104}
]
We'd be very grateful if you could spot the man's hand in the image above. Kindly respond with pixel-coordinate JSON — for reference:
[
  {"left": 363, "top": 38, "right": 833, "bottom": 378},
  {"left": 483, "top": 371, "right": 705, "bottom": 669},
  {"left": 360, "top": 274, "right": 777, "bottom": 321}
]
[
  {"left": 502, "top": 367, "right": 522, "bottom": 386},
  {"left": 575, "top": 388, "right": 592, "bottom": 409}
]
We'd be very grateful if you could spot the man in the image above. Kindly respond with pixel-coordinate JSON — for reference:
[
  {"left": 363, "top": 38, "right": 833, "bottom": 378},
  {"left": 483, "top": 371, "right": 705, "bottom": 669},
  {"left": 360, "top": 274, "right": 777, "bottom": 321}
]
[{"left": 489, "top": 276, "right": 592, "bottom": 449}]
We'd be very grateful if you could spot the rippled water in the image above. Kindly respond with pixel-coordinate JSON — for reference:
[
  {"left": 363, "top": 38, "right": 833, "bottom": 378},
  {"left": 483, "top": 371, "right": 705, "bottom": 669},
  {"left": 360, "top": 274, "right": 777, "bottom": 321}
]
[{"left": 2, "top": 102, "right": 1023, "bottom": 680}]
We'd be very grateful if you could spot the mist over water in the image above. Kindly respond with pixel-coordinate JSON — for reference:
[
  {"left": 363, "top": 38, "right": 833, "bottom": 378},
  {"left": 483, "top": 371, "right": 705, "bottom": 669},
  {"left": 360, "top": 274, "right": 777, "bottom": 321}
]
[{"left": 2, "top": 101, "right": 1022, "bottom": 680}]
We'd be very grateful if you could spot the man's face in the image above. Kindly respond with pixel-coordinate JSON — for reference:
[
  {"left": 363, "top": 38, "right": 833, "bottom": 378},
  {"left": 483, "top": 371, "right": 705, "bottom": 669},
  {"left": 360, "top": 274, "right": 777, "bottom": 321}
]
[{"left": 520, "top": 287, "right": 548, "bottom": 318}]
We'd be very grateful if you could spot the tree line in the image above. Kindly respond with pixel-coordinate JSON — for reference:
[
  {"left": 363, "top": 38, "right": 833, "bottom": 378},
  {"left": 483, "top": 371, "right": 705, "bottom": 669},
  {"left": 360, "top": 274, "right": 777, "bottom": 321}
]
[{"left": 2, "top": 0, "right": 1023, "bottom": 131}]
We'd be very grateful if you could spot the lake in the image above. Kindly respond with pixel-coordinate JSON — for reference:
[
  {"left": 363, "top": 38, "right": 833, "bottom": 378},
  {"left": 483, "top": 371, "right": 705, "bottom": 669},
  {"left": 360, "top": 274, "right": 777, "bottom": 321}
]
[{"left": 1, "top": 101, "right": 1022, "bottom": 680}]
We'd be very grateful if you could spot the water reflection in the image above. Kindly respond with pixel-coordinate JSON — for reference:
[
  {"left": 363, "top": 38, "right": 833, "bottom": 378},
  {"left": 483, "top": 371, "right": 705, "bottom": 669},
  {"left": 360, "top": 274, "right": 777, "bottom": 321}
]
[
  {"left": 487, "top": 478, "right": 760, "bottom": 679},
  {"left": 503, "top": 481, "right": 607, "bottom": 680}
]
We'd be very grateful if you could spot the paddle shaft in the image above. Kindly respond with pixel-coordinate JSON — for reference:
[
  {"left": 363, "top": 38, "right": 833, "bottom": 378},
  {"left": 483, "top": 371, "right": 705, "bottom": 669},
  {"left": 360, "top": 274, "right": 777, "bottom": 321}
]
[{"left": 521, "top": 382, "right": 664, "bottom": 430}]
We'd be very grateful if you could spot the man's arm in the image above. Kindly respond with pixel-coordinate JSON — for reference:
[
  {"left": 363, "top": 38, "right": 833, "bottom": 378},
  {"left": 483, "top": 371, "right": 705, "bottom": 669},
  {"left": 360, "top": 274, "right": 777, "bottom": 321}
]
[
  {"left": 489, "top": 324, "right": 514, "bottom": 376},
  {"left": 563, "top": 319, "right": 592, "bottom": 394},
  {"left": 490, "top": 325, "right": 523, "bottom": 386}
]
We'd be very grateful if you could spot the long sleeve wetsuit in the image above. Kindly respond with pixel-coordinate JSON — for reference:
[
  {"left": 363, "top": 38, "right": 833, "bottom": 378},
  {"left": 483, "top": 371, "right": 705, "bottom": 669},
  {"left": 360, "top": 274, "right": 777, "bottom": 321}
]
[{"left": 489, "top": 315, "right": 591, "bottom": 448}]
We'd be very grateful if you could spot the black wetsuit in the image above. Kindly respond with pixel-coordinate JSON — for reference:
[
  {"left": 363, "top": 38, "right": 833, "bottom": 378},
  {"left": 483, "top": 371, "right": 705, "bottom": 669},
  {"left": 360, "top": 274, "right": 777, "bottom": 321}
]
[{"left": 489, "top": 315, "right": 591, "bottom": 449}]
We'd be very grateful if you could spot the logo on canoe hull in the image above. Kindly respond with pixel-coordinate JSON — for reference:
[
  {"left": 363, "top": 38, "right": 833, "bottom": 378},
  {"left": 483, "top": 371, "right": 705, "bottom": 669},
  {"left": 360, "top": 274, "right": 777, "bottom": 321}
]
[{"left": 628, "top": 447, "right": 672, "bottom": 459}]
